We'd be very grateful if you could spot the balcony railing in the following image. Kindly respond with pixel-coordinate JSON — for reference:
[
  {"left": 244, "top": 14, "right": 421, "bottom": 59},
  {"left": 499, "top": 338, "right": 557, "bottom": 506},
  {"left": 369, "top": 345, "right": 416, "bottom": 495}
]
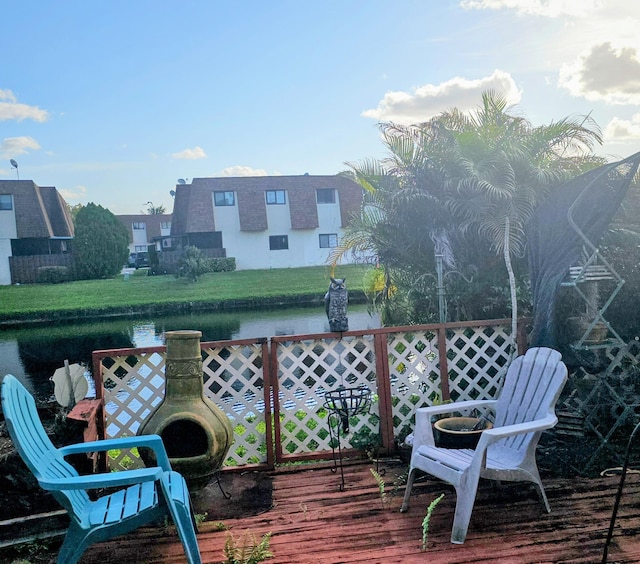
[{"left": 93, "top": 318, "right": 526, "bottom": 472}]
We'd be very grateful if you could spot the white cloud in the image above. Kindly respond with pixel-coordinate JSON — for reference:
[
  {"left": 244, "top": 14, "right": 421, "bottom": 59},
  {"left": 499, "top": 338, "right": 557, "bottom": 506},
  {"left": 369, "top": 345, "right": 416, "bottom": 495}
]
[
  {"left": 220, "top": 166, "right": 269, "bottom": 177},
  {"left": 0, "top": 89, "right": 49, "bottom": 122},
  {"left": 59, "top": 185, "right": 88, "bottom": 203},
  {"left": 604, "top": 114, "right": 640, "bottom": 142},
  {"left": 460, "top": 0, "right": 603, "bottom": 18},
  {"left": 0, "top": 136, "right": 41, "bottom": 158},
  {"left": 362, "top": 70, "right": 522, "bottom": 124},
  {"left": 171, "top": 146, "right": 207, "bottom": 160},
  {"left": 558, "top": 42, "right": 640, "bottom": 104}
]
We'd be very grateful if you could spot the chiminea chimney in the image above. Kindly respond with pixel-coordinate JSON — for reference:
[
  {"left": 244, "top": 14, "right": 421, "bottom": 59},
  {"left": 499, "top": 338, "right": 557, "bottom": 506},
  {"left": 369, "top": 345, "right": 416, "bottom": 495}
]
[{"left": 139, "top": 330, "right": 233, "bottom": 488}]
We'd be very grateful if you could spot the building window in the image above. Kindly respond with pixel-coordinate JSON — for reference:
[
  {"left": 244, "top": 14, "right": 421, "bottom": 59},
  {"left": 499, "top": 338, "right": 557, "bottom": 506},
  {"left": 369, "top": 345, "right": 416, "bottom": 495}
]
[
  {"left": 134, "top": 245, "right": 147, "bottom": 252},
  {"left": 316, "top": 189, "right": 335, "bottom": 204},
  {"left": 161, "top": 221, "right": 171, "bottom": 230},
  {"left": 269, "top": 235, "right": 289, "bottom": 250},
  {"left": 319, "top": 233, "right": 338, "bottom": 248},
  {"left": 214, "top": 191, "right": 235, "bottom": 206},
  {"left": 133, "top": 222, "right": 146, "bottom": 230},
  {"left": 266, "top": 190, "right": 286, "bottom": 205},
  {"left": 0, "top": 194, "right": 12, "bottom": 210}
]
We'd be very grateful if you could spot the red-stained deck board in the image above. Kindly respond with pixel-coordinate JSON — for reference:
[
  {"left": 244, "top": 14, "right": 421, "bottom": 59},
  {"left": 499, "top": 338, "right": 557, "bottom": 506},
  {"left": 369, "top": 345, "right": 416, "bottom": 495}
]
[{"left": 78, "top": 461, "right": 640, "bottom": 564}]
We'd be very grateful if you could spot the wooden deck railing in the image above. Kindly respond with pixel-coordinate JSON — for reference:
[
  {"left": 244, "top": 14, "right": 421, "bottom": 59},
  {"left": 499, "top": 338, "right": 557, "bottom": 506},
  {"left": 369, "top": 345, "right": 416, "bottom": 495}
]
[{"left": 93, "top": 318, "right": 527, "bottom": 472}]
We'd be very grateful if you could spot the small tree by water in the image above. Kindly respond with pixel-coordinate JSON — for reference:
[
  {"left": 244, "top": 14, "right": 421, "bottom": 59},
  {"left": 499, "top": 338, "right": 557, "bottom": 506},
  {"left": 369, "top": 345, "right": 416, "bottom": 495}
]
[
  {"left": 175, "top": 246, "right": 211, "bottom": 282},
  {"left": 73, "top": 203, "right": 129, "bottom": 280}
]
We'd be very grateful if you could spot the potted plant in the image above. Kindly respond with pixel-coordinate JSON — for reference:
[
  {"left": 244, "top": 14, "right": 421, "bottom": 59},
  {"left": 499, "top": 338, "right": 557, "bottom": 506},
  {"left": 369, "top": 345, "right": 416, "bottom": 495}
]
[{"left": 433, "top": 415, "right": 492, "bottom": 449}]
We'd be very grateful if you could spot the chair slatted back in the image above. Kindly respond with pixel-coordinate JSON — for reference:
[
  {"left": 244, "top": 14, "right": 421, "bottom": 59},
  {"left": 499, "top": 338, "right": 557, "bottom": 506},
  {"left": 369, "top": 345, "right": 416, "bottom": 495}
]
[
  {"left": 2, "top": 375, "right": 90, "bottom": 517},
  {"left": 493, "top": 348, "right": 568, "bottom": 452}
]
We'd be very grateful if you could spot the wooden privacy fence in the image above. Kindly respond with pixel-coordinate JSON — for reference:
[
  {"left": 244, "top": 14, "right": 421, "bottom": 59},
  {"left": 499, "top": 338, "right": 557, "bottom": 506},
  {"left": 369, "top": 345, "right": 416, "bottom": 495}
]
[{"left": 93, "top": 318, "right": 526, "bottom": 472}]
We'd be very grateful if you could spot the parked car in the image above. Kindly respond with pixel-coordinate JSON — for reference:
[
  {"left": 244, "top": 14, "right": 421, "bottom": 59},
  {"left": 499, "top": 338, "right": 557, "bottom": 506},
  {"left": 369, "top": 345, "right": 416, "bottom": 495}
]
[{"left": 128, "top": 252, "right": 150, "bottom": 269}]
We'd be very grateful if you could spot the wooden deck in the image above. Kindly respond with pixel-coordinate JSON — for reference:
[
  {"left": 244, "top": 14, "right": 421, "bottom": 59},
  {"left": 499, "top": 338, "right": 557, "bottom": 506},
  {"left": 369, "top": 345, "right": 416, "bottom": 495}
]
[{"left": 75, "top": 460, "right": 640, "bottom": 563}]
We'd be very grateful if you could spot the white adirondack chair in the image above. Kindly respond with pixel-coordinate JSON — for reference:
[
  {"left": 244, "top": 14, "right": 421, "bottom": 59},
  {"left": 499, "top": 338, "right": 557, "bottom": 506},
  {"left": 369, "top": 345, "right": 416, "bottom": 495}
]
[{"left": 400, "top": 347, "right": 568, "bottom": 544}]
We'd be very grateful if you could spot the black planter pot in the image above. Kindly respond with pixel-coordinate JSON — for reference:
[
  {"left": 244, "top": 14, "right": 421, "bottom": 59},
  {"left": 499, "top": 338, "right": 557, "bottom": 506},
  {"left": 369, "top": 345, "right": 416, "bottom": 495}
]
[{"left": 433, "top": 417, "right": 492, "bottom": 449}]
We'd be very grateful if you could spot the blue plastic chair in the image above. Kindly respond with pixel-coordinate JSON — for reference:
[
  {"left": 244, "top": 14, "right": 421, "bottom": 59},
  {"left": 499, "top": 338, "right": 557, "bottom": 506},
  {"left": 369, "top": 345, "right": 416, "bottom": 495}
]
[{"left": 1, "top": 374, "right": 202, "bottom": 564}]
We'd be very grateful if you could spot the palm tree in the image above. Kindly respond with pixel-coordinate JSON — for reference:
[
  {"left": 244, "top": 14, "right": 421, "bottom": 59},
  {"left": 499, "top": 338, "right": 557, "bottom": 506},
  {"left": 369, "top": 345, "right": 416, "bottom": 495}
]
[
  {"left": 144, "top": 202, "right": 167, "bottom": 214},
  {"left": 419, "top": 91, "right": 604, "bottom": 352},
  {"left": 335, "top": 91, "right": 604, "bottom": 347},
  {"left": 332, "top": 129, "right": 463, "bottom": 324}
]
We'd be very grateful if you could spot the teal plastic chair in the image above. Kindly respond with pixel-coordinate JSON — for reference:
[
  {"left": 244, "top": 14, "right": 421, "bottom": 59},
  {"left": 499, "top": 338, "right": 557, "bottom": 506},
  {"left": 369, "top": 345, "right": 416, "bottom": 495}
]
[{"left": 1, "top": 374, "right": 202, "bottom": 564}]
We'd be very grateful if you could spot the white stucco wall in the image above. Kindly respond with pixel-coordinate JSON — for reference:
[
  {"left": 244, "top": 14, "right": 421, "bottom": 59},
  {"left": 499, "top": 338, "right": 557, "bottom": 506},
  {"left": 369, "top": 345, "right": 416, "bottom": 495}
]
[
  {"left": 0, "top": 207, "right": 17, "bottom": 285},
  {"left": 132, "top": 223, "right": 148, "bottom": 251},
  {"left": 211, "top": 191, "right": 355, "bottom": 270}
]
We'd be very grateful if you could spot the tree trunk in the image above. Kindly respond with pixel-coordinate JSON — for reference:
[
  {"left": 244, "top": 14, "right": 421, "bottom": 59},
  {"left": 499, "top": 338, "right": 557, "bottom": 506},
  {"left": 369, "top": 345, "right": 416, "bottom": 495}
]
[{"left": 503, "top": 218, "right": 517, "bottom": 356}]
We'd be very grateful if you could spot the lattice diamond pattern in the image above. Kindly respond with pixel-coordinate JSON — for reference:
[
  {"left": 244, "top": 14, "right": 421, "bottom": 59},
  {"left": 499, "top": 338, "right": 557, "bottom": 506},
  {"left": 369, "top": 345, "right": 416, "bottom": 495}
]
[
  {"left": 387, "top": 331, "right": 441, "bottom": 435},
  {"left": 101, "top": 344, "right": 267, "bottom": 470},
  {"left": 101, "top": 351, "right": 165, "bottom": 471},
  {"left": 202, "top": 343, "right": 266, "bottom": 466},
  {"left": 97, "top": 323, "right": 525, "bottom": 470},
  {"left": 275, "top": 336, "right": 378, "bottom": 454},
  {"left": 560, "top": 341, "right": 640, "bottom": 473},
  {"left": 445, "top": 325, "right": 511, "bottom": 402},
  {"left": 102, "top": 352, "right": 166, "bottom": 438}
]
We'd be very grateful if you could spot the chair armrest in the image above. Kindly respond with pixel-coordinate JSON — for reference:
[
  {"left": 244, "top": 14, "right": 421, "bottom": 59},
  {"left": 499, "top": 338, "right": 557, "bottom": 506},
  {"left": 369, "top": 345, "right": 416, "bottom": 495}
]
[
  {"left": 58, "top": 435, "right": 172, "bottom": 471},
  {"left": 40, "top": 467, "right": 163, "bottom": 490},
  {"left": 415, "top": 399, "right": 497, "bottom": 418},
  {"left": 481, "top": 414, "right": 558, "bottom": 443},
  {"left": 471, "top": 414, "right": 558, "bottom": 458},
  {"left": 412, "top": 400, "right": 497, "bottom": 449}
]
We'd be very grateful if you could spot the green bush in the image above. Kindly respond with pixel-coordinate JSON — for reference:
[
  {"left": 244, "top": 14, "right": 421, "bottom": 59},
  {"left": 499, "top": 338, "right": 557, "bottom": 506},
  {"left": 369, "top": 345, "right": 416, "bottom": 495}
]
[
  {"left": 36, "top": 266, "right": 70, "bottom": 284},
  {"left": 175, "top": 246, "right": 210, "bottom": 281},
  {"left": 175, "top": 248, "right": 237, "bottom": 280},
  {"left": 210, "top": 257, "right": 236, "bottom": 272}
]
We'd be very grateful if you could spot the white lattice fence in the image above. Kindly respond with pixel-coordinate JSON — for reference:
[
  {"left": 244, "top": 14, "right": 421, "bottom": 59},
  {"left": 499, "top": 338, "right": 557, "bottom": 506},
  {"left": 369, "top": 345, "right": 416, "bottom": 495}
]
[
  {"left": 201, "top": 342, "right": 268, "bottom": 466},
  {"left": 96, "top": 321, "right": 517, "bottom": 471},
  {"left": 100, "top": 350, "right": 166, "bottom": 470},
  {"left": 387, "top": 330, "right": 441, "bottom": 438},
  {"left": 97, "top": 340, "right": 266, "bottom": 471},
  {"left": 445, "top": 324, "right": 512, "bottom": 402},
  {"left": 386, "top": 323, "right": 513, "bottom": 440},
  {"left": 273, "top": 335, "right": 378, "bottom": 456}
]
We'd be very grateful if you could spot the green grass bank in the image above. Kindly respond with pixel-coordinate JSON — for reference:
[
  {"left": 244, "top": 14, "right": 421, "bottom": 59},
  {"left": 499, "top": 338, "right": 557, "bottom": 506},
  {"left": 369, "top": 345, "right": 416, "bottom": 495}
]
[{"left": 0, "top": 264, "right": 370, "bottom": 326}]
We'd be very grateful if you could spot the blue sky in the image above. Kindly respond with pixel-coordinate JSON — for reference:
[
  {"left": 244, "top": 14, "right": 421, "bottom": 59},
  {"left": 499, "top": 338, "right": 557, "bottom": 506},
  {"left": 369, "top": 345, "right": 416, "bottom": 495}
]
[{"left": 2, "top": 0, "right": 640, "bottom": 214}]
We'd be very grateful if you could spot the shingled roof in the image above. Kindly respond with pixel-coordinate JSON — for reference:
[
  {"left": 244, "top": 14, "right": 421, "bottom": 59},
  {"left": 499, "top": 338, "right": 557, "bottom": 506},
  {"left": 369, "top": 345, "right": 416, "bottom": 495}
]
[
  {"left": 0, "top": 180, "right": 74, "bottom": 238},
  {"left": 170, "top": 175, "right": 362, "bottom": 236},
  {"left": 116, "top": 213, "right": 172, "bottom": 242}
]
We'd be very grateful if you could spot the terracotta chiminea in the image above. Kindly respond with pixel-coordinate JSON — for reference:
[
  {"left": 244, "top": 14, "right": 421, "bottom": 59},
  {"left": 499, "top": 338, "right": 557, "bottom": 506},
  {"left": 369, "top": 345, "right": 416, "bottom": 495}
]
[{"left": 139, "top": 330, "right": 233, "bottom": 488}]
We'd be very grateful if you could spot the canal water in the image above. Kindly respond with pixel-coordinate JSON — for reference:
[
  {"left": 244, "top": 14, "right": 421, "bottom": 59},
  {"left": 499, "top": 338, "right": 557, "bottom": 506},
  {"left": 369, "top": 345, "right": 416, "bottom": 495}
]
[{"left": 0, "top": 304, "right": 380, "bottom": 401}]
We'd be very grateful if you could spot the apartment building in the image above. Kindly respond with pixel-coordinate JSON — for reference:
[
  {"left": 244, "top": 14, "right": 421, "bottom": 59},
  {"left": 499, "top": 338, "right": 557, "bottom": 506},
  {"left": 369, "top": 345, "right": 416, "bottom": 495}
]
[
  {"left": 116, "top": 213, "right": 173, "bottom": 254},
  {"left": 0, "top": 180, "right": 73, "bottom": 285},
  {"left": 170, "top": 175, "right": 362, "bottom": 270}
]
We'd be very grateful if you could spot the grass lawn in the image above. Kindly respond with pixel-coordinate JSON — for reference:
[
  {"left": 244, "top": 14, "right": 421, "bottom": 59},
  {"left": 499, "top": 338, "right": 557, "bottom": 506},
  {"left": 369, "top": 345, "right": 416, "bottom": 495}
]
[{"left": 0, "top": 264, "right": 370, "bottom": 320}]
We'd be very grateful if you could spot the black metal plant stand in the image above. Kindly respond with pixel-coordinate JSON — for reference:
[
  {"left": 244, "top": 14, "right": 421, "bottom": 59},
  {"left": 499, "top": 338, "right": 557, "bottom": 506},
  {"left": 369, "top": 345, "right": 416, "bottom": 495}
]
[
  {"left": 602, "top": 419, "right": 640, "bottom": 563},
  {"left": 324, "top": 386, "right": 372, "bottom": 491}
]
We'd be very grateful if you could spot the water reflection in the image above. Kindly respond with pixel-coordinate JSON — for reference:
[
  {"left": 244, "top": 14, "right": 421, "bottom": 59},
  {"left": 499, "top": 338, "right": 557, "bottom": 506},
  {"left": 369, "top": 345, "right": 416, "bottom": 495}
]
[{"left": 0, "top": 305, "right": 379, "bottom": 400}]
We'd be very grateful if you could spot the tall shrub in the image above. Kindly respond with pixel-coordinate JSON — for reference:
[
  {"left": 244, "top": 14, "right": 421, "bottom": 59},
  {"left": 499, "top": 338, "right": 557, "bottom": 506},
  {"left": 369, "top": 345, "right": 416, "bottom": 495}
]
[{"left": 73, "top": 203, "right": 129, "bottom": 279}]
